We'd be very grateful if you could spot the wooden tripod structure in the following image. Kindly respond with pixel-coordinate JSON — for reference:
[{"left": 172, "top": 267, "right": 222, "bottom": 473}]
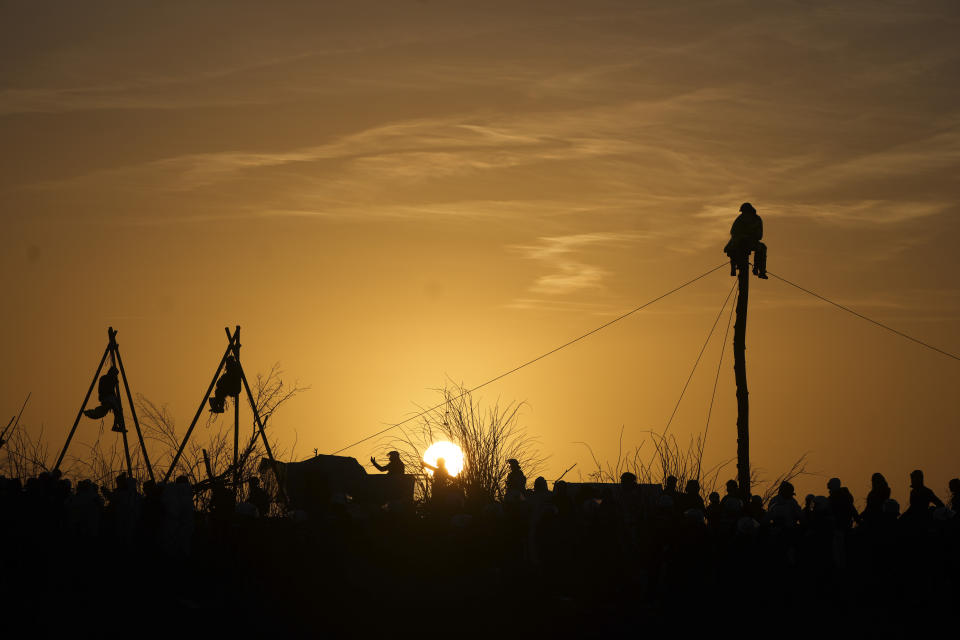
[
  {"left": 54, "top": 328, "right": 155, "bottom": 482},
  {"left": 0, "top": 392, "right": 31, "bottom": 452},
  {"left": 163, "top": 326, "right": 287, "bottom": 507}
]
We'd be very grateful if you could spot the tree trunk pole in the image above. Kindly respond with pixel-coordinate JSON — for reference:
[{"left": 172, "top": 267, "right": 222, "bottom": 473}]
[{"left": 734, "top": 260, "right": 751, "bottom": 498}]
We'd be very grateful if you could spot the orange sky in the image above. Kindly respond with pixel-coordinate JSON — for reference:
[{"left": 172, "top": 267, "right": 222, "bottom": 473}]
[{"left": 2, "top": 1, "right": 959, "bottom": 503}]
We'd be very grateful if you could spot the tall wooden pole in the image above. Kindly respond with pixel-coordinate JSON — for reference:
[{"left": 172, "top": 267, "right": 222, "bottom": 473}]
[
  {"left": 233, "top": 327, "right": 241, "bottom": 499},
  {"left": 733, "top": 260, "right": 750, "bottom": 498}
]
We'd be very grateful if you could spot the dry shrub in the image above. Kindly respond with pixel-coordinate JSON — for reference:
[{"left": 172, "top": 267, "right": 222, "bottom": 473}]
[
  {"left": 383, "top": 382, "right": 546, "bottom": 504},
  {"left": 577, "top": 427, "right": 732, "bottom": 498}
]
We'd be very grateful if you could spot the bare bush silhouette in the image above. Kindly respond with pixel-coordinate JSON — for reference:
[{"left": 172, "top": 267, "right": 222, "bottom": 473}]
[
  {"left": 577, "top": 427, "right": 732, "bottom": 497},
  {"left": 752, "top": 453, "right": 810, "bottom": 506},
  {"left": 1, "top": 423, "right": 51, "bottom": 480},
  {"left": 578, "top": 426, "right": 807, "bottom": 505},
  {"left": 383, "top": 382, "right": 546, "bottom": 504},
  {"left": 137, "top": 363, "right": 306, "bottom": 510}
]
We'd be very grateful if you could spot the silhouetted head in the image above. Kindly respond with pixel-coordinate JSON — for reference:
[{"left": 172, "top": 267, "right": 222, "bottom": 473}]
[
  {"left": 553, "top": 480, "right": 568, "bottom": 497},
  {"left": 226, "top": 355, "right": 236, "bottom": 365},
  {"left": 827, "top": 477, "right": 842, "bottom": 493},
  {"left": 871, "top": 472, "right": 888, "bottom": 490},
  {"left": 436, "top": 457, "right": 447, "bottom": 469},
  {"left": 739, "top": 202, "right": 756, "bottom": 215},
  {"left": 725, "top": 479, "right": 739, "bottom": 495},
  {"left": 910, "top": 469, "right": 924, "bottom": 488},
  {"left": 175, "top": 475, "right": 189, "bottom": 484},
  {"left": 685, "top": 479, "right": 700, "bottom": 495},
  {"left": 665, "top": 475, "right": 677, "bottom": 490},
  {"left": 507, "top": 458, "right": 520, "bottom": 470},
  {"left": 388, "top": 451, "right": 400, "bottom": 462},
  {"left": 107, "top": 366, "right": 119, "bottom": 376},
  {"left": 778, "top": 481, "right": 795, "bottom": 498},
  {"left": 949, "top": 478, "right": 960, "bottom": 494},
  {"left": 804, "top": 494, "right": 815, "bottom": 508},
  {"left": 708, "top": 491, "right": 720, "bottom": 505},
  {"left": 620, "top": 472, "right": 637, "bottom": 487},
  {"left": 534, "top": 476, "right": 548, "bottom": 493}
]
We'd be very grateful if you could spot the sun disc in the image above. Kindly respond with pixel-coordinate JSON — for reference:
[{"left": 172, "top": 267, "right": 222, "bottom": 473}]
[{"left": 423, "top": 441, "right": 464, "bottom": 477}]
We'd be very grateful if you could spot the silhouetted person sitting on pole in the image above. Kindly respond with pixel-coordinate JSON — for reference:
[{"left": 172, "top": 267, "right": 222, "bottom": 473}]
[
  {"left": 724, "top": 202, "right": 767, "bottom": 279},
  {"left": 83, "top": 366, "right": 126, "bottom": 432},
  {"left": 505, "top": 458, "right": 526, "bottom": 498},
  {"left": 209, "top": 355, "right": 242, "bottom": 414},
  {"left": 370, "top": 451, "right": 405, "bottom": 476}
]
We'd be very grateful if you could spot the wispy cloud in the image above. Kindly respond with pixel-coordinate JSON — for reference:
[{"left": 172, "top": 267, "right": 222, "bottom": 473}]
[{"left": 510, "top": 232, "right": 645, "bottom": 302}]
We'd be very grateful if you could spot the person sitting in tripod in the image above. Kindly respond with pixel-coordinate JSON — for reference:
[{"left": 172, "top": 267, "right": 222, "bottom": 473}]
[
  {"left": 208, "top": 355, "right": 242, "bottom": 414},
  {"left": 723, "top": 202, "right": 768, "bottom": 279},
  {"left": 83, "top": 366, "right": 126, "bottom": 432}
]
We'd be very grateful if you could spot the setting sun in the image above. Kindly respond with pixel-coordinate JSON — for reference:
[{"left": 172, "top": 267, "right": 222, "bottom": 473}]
[{"left": 423, "top": 441, "right": 465, "bottom": 477}]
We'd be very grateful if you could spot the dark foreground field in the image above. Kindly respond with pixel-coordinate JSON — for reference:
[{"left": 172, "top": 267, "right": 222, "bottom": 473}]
[{"left": 4, "top": 497, "right": 958, "bottom": 636}]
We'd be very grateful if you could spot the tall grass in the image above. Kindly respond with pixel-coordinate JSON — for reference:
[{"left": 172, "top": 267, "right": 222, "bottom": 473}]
[
  {"left": 578, "top": 426, "right": 807, "bottom": 504},
  {"left": 384, "top": 382, "right": 546, "bottom": 504}
]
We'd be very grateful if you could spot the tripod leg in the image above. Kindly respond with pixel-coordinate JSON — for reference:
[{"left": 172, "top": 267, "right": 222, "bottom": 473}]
[
  {"left": 108, "top": 341, "right": 134, "bottom": 479},
  {"left": 55, "top": 345, "right": 110, "bottom": 472},
  {"left": 234, "top": 419, "right": 263, "bottom": 483},
  {"left": 233, "top": 394, "right": 240, "bottom": 500},
  {"left": 237, "top": 365, "right": 288, "bottom": 508},
  {"left": 0, "top": 416, "right": 13, "bottom": 450},
  {"left": 163, "top": 333, "right": 239, "bottom": 482},
  {"left": 115, "top": 346, "right": 155, "bottom": 482},
  {"left": 227, "top": 326, "right": 240, "bottom": 499},
  {"left": 120, "top": 423, "right": 133, "bottom": 478}
]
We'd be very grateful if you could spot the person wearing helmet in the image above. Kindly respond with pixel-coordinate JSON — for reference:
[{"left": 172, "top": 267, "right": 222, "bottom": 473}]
[
  {"left": 724, "top": 202, "right": 768, "bottom": 278},
  {"left": 83, "top": 365, "right": 126, "bottom": 432}
]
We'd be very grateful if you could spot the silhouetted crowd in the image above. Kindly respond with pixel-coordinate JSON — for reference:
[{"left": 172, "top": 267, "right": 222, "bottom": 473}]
[{"left": 1, "top": 466, "right": 958, "bottom": 635}]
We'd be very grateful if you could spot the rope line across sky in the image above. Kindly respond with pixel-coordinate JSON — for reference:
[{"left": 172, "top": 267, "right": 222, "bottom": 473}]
[{"left": 331, "top": 263, "right": 959, "bottom": 456}]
